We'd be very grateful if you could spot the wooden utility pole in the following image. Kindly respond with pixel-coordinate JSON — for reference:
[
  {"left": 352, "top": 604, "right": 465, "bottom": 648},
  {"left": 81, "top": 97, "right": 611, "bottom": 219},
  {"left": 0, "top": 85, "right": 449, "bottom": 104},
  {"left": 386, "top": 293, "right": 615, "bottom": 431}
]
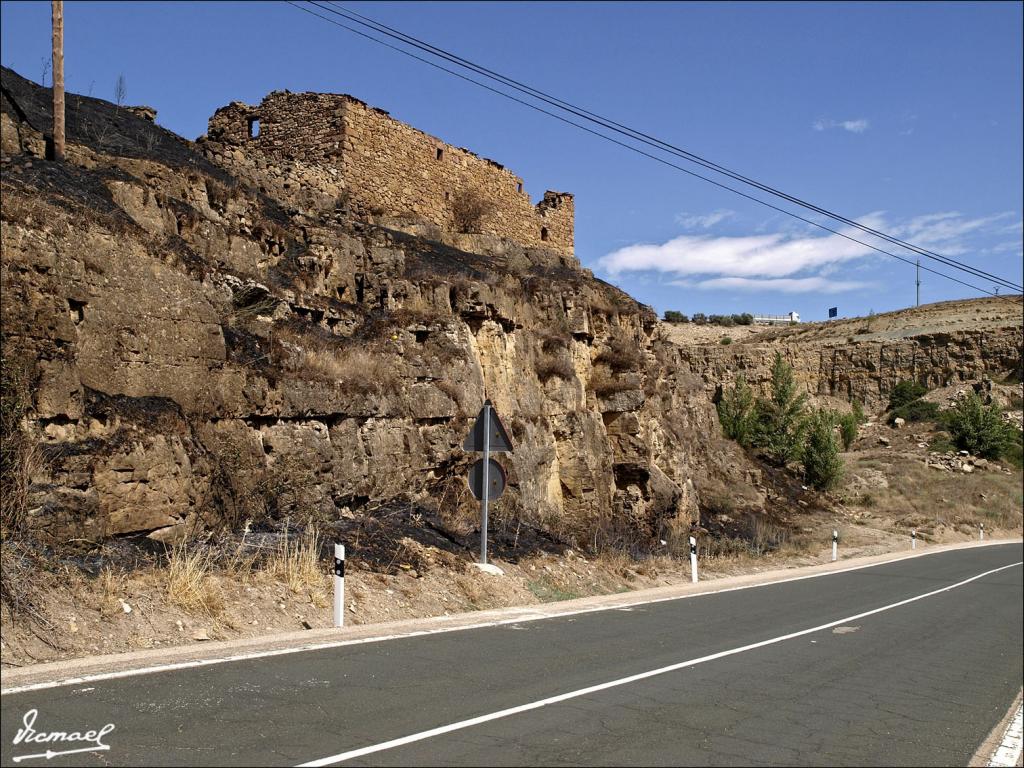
[{"left": 51, "top": 0, "right": 65, "bottom": 161}]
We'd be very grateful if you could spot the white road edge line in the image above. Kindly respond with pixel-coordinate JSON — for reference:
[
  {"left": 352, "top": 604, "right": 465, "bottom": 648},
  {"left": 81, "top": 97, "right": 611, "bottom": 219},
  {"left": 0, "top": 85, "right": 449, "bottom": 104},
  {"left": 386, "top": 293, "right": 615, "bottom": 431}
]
[
  {"left": 2, "top": 540, "right": 1019, "bottom": 696},
  {"left": 989, "top": 702, "right": 1024, "bottom": 767},
  {"left": 298, "top": 561, "right": 1023, "bottom": 767}
]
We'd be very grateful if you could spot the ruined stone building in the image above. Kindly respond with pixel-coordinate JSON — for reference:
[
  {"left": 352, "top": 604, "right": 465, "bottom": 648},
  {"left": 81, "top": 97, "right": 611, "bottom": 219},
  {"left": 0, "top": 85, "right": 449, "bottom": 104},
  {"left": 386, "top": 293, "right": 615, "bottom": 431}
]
[{"left": 200, "top": 90, "right": 574, "bottom": 257}]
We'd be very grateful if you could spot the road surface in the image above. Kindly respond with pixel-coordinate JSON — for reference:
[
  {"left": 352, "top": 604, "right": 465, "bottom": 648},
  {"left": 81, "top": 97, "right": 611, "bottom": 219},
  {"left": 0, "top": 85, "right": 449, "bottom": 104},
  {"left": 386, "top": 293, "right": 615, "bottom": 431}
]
[{"left": 1, "top": 543, "right": 1021, "bottom": 766}]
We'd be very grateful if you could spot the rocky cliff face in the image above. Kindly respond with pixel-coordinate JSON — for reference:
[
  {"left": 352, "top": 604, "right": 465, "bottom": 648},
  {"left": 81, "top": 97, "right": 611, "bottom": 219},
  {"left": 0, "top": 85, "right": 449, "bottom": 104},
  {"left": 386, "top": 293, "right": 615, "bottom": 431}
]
[
  {"left": 3, "top": 67, "right": 1019, "bottom": 561},
  {"left": 2, "top": 67, "right": 739, "bottom": 556},
  {"left": 672, "top": 326, "right": 1022, "bottom": 411}
]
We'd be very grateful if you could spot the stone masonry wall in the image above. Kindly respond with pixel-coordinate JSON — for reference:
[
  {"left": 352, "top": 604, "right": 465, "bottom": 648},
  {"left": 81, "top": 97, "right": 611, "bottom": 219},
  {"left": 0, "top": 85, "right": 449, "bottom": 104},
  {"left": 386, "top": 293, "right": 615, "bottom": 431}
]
[{"left": 202, "top": 91, "right": 574, "bottom": 257}]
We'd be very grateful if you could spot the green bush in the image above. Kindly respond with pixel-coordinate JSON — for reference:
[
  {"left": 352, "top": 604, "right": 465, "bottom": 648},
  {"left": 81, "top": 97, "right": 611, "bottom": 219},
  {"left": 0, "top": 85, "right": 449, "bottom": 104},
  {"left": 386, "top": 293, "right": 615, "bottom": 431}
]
[
  {"left": 803, "top": 410, "right": 844, "bottom": 490},
  {"left": 1004, "top": 431, "right": 1023, "bottom": 469},
  {"left": 889, "top": 399, "right": 941, "bottom": 424},
  {"left": 943, "top": 391, "right": 1015, "bottom": 460},
  {"left": 717, "top": 376, "right": 756, "bottom": 446},
  {"left": 851, "top": 399, "right": 865, "bottom": 424},
  {"left": 720, "top": 336, "right": 733, "bottom": 345},
  {"left": 754, "top": 353, "right": 808, "bottom": 466},
  {"left": 691, "top": 313, "right": 707, "bottom": 325},
  {"left": 663, "top": 310, "right": 688, "bottom": 324},
  {"left": 838, "top": 411, "right": 858, "bottom": 450},
  {"left": 888, "top": 381, "right": 928, "bottom": 412}
]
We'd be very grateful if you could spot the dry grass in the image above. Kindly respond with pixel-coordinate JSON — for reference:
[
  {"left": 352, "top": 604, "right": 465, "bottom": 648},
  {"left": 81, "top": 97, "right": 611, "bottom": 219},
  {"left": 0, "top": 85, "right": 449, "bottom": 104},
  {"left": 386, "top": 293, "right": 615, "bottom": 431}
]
[
  {"left": 165, "top": 546, "right": 222, "bottom": 616},
  {"left": 277, "top": 329, "right": 398, "bottom": 395},
  {"left": 396, "top": 293, "right": 438, "bottom": 323},
  {"left": 844, "top": 453, "right": 1023, "bottom": 537},
  {"left": 434, "top": 378, "right": 468, "bottom": 413},
  {"left": 265, "top": 527, "right": 327, "bottom": 595}
]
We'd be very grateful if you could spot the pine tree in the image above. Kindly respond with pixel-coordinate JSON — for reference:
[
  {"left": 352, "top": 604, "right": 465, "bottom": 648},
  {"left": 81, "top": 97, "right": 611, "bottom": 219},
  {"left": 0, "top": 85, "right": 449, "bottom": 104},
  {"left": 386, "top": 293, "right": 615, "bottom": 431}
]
[
  {"left": 717, "top": 376, "right": 756, "bottom": 446},
  {"left": 803, "top": 409, "right": 844, "bottom": 490},
  {"left": 755, "top": 352, "right": 808, "bottom": 466}
]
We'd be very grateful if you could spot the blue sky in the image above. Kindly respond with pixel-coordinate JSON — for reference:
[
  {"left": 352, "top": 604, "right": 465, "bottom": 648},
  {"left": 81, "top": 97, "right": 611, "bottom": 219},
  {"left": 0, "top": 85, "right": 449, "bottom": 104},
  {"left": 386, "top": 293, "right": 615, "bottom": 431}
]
[{"left": 2, "top": 1, "right": 1021, "bottom": 320}]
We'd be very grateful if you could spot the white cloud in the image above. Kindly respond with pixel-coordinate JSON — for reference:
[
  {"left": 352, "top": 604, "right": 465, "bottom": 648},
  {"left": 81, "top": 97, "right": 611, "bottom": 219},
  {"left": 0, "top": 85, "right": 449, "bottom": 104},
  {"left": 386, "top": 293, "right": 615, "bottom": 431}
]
[
  {"left": 599, "top": 214, "right": 887, "bottom": 280},
  {"left": 596, "top": 210, "right": 1016, "bottom": 296},
  {"left": 898, "top": 211, "right": 1015, "bottom": 250},
  {"left": 675, "top": 209, "right": 735, "bottom": 229},
  {"left": 813, "top": 118, "right": 870, "bottom": 133},
  {"left": 683, "top": 277, "right": 871, "bottom": 294}
]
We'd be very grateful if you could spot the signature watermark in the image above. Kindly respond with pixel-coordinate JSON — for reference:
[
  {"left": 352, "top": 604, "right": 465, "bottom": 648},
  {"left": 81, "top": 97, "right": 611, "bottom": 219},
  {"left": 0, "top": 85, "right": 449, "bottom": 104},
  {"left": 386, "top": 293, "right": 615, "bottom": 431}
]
[{"left": 11, "top": 709, "right": 115, "bottom": 762}]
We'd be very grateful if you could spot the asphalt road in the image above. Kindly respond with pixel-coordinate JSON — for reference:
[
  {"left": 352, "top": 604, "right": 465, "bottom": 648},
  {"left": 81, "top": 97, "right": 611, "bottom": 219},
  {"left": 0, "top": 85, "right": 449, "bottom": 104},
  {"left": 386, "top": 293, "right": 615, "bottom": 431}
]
[{"left": 1, "top": 544, "right": 1021, "bottom": 767}]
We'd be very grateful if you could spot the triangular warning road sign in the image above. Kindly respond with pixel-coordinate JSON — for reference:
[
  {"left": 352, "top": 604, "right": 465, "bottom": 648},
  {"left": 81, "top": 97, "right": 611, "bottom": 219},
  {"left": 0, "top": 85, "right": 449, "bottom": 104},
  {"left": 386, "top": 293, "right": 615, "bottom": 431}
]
[{"left": 463, "top": 399, "right": 513, "bottom": 453}]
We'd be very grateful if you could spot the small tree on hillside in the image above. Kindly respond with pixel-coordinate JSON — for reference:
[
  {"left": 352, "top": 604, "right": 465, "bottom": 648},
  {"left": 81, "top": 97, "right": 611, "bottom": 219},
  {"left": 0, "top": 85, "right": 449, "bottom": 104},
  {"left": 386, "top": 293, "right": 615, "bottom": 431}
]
[
  {"left": 451, "top": 188, "right": 494, "bottom": 234},
  {"left": 852, "top": 399, "right": 865, "bottom": 425},
  {"left": 838, "top": 411, "right": 858, "bottom": 450},
  {"left": 114, "top": 74, "right": 127, "bottom": 106},
  {"left": 803, "top": 409, "right": 844, "bottom": 490},
  {"left": 754, "top": 352, "right": 808, "bottom": 466},
  {"left": 717, "top": 375, "right": 756, "bottom": 446},
  {"left": 944, "top": 391, "right": 1013, "bottom": 459}
]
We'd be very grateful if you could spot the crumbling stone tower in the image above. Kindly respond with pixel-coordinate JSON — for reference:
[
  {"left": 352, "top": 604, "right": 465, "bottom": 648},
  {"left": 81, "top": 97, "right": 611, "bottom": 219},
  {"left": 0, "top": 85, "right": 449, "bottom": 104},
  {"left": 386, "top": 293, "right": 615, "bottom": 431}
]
[{"left": 200, "top": 90, "right": 574, "bottom": 257}]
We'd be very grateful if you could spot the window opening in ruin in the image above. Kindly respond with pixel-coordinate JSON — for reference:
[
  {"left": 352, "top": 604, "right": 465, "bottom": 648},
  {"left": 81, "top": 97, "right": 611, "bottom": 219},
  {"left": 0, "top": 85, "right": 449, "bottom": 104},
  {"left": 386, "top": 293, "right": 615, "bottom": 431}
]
[
  {"left": 444, "top": 191, "right": 450, "bottom": 201},
  {"left": 517, "top": 182, "right": 523, "bottom": 193},
  {"left": 436, "top": 147, "right": 444, "bottom": 161},
  {"left": 541, "top": 227, "right": 549, "bottom": 241},
  {"left": 248, "top": 117, "right": 260, "bottom": 138}
]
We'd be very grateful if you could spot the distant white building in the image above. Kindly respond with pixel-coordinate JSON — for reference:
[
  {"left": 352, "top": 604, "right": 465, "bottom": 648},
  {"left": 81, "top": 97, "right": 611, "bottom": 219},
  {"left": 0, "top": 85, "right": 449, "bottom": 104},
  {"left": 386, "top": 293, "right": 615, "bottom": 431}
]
[{"left": 753, "top": 311, "right": 800, "bottom": 325}]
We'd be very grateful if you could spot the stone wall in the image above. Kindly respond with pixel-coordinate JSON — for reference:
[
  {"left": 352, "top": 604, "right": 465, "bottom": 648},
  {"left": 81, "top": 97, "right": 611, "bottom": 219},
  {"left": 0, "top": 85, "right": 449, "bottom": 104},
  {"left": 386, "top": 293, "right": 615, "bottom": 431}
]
[{"left": 202, "top": 91, "right": 574, "bottom": 257}]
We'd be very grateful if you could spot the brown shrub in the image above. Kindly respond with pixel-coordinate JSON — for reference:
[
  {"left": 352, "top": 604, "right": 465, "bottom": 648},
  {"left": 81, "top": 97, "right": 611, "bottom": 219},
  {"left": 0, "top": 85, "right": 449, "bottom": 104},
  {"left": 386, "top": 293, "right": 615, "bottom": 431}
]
[
  {"left": 595, "top": 335, "right": 643, "bottom": 373},
  {"left": 540, "top": 330, "right": 571, "bottom": 354},
  {"left": 536, "top": 352, "right": 575, "bottom": 383},
  {"left": 451, "top": 188, "right": 495, "bottom": 234},
  {"left": 589, "top": 365, "right": 634, "bottom": 397},
  {"left": 1, "top": 357, "right": 41, "bottom": 536}
]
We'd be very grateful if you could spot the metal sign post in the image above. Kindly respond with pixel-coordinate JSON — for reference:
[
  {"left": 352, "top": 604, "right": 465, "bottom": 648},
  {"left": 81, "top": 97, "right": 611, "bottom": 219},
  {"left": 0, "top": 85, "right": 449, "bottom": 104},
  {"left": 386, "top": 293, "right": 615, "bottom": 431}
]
[
  {"left": 464, "top": 399, "right": 513, "bottom": 566},
  {"left": 481, "top": 404, "right": 491, "bottom": 565}
]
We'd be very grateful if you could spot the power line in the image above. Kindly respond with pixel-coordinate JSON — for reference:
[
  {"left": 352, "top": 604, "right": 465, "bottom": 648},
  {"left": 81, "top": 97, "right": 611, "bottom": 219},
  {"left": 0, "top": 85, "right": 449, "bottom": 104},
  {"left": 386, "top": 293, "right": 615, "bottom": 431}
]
[
  {"left": 322, "top": 1, "right": 1022, "bottom": 294},
  {"left": 286, "top": 1, "right": 1022, "bottom": 302}
]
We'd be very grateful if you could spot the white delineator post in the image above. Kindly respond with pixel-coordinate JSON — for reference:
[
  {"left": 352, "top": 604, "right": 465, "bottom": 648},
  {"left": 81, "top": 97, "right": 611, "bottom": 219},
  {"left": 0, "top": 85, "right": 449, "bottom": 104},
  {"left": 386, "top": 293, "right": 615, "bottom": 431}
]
[
  {"left": 912, "top": 529, "right": 916, "bottom": 550},
  {"left": 689, "top": 536, "right": 698, "bottom": 584},
  {"left": 980, "top": 524, "right": 985, "bottom": 541},
  {"left": 333, "top": 543, "right": 345, "bottom": 628},
  {"left": 832, "top": 530, "right": 838, "bottom": 562}
]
